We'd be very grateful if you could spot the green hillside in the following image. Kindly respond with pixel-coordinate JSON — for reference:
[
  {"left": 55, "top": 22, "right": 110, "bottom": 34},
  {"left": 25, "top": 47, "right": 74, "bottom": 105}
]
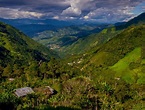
[
  {"left": 57, "top": 24, "right": 145, "bottom": 109},
  {"left": 62, "top": 26, "right": 122, "bottom": 56},
  {"left": 1, "top": 14, "right": 145, "bottom": 110},
  {"left": 33, "top": 25, "right": 108, "bottom": 57},
  {"left": 80, "top": 25, "right": 145, "bottom": 84},
  {"left": 33, "top": 25, "right": 120, "bottom": 57},
  {"left": 0, "top": 22, "right": 57, "bottom": 65},
  {"left": 63, "top": 13, "right": 145, "bottom": 56},
  {"left": 32, "top": 13, "right": 145, "bottom": 58}
]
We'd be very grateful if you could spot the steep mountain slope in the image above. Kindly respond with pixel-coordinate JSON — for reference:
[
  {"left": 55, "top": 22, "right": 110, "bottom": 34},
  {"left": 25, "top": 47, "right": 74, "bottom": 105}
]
[
  {"left": 62, "top": 26, "right": 122, "bottom": 56},
  {"left": 126, "top": 12, "right": 145, "bottom": 26},
  {"left": 33, "top": 24, "right": 107, "bottom": 56},
  {"left": 116, "top": 12, "right": 145, "bottom": 30},
  {"left": 80, "top": 25, "right": 145, "bottom": 83},
  {"left": 0, "top": 21, "right": 145, "bottom": 110},
  {"left": 62, "top": 12, "right": 145, "bottom": 56},
  {"left": 0, "top": 22, "right": 57, "bottom": 66},
  {"left": 33, "top": 13, "right": 145, "bottom": 57}
]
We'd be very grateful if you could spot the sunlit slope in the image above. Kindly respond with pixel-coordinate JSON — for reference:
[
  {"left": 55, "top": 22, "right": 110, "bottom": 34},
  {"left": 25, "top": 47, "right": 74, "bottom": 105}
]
[
  {"left": 0, "top": 22, "right": 57, "bottom": 65},
  {"left": 82, "top": 25, "right": 145, "bottom": 83}
]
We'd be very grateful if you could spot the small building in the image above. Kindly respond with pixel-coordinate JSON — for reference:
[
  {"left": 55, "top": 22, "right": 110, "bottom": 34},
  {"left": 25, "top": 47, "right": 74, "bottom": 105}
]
[{"left": 14, "top": 87, "right": 34, "bottom": 97}]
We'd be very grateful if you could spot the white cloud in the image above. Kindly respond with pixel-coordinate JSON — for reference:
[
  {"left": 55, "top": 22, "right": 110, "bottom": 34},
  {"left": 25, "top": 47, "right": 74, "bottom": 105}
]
[
  {"left": 61, "top": 0, "right": 144, "bottom": 22},
  {"left": 62, "top": 7, "right": 81, "bottom": 16},
  {"left": 142, "top": 6, "right": 145, "bottom": 9},
  {"left": 62, "top": 0, "right": 94, "bottom": 16},
  {"left": 81, "top": 5, "right": 135, "bottom": 22},
  {"left": 0, "top": 7, "right": 44, "bottom": 19},
  {"left": 118, "top": 6, "right": 134, "bottom": 15},
  {"left": 84, "top": 15, "right": 89, "bottom": 19},
  {"left": 53, "top": 16, "right": 59, "bottom": 19},
  {"left": 0, "top": 0, "right": 144, "bottom": 22}
]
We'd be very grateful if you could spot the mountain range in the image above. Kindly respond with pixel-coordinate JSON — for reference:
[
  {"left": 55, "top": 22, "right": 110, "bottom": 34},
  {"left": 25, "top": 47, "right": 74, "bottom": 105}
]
[
  {"left": 0, "top": 12, "right": 145, "bottom": 110},
  {"left": 33, "top": 12, "right": 145, "bottom": 57},
  {"left": 0, "top": 18, "right": 79, "bottom": 37},
  {"left": 33, "top": 24, "right": 108, "bottom": 56}
]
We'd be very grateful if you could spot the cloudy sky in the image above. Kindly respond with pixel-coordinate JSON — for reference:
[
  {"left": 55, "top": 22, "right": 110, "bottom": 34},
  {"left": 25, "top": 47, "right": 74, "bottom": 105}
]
[{"left": 0, "top": 0, "right": 145, "bottom": 23}]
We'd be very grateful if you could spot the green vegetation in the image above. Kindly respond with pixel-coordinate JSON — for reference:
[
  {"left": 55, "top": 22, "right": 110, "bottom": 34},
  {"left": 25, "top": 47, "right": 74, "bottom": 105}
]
[
  {"left": 33, "top": 25, "right": 107, "bottom": 57},
  {"left": 111, "top": 47, "right": 141, "bottom": 72},
  {"left": 66, "top": 11, "right": 145, "bottom": 57},
  {"left": 81, "top": 25, "right": 145, "bottom": 80},
  {"left": 61, "top": 26, "right": 122, "bottom": 56},
  {"left": 0, "top": 22, "right": 57, "bottom": 66},
  {"left": 1, "top": 13, "right": 145, "bottom": 109}
]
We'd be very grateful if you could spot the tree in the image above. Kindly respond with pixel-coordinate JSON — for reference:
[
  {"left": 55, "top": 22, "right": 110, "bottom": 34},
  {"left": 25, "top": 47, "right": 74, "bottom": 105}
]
[
  {"left": 28, "top": 61, "right": 39, "bottom": 77},
  {"left": 39, "top": 62, "right": 47, "bottom": 79},
  {"left": 0, "top": 92, "right": 20, "bottom": 110},
  {"left": 12, "top": 64, "right": 24, "bottom": 77},
  {"left": 2, "top": 64, "right": 13, "bottom": 78},
  {"left": 0, "top": 65, "right": 3, "bottom": 79}
]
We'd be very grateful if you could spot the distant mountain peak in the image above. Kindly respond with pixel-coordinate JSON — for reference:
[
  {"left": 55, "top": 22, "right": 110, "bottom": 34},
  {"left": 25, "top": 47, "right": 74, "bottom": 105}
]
[{"left": 126, "top": 12, "right": 145, "bottom": 26}]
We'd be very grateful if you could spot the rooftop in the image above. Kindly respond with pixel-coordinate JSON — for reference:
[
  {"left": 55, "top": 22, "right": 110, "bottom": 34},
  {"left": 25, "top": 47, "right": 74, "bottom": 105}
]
[{"left": 14, "top": 87, "right": 34, "bottom": 97}]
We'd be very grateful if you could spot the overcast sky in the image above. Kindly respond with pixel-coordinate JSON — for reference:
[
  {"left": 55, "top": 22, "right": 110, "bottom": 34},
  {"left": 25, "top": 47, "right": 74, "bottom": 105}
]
[{"left": 0, "top": 0, "right": 145, "bottom": 23}]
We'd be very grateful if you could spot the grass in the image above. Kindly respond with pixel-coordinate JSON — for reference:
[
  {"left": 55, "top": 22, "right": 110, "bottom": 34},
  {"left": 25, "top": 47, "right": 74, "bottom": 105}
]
[
  {"left": 110, "top": 47, "right": 143, "bottom": 83},
  {"left": 101, "top": 29, "right": 107, "bottom": 34},
  {"left": 89, "top": 52, "right": 111, "bottom": 66},
  {"left": 110, "top": 47, "right": 141, "bottom": 72},
  {"left": 141, "top": 59, "right": 145, "bottom": 64},
  {"left": 137, "top": 71, "right": 145, "bottom": 84},
  {"left": 121, "top": 68, "right": 137, "bottom": 83}
]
